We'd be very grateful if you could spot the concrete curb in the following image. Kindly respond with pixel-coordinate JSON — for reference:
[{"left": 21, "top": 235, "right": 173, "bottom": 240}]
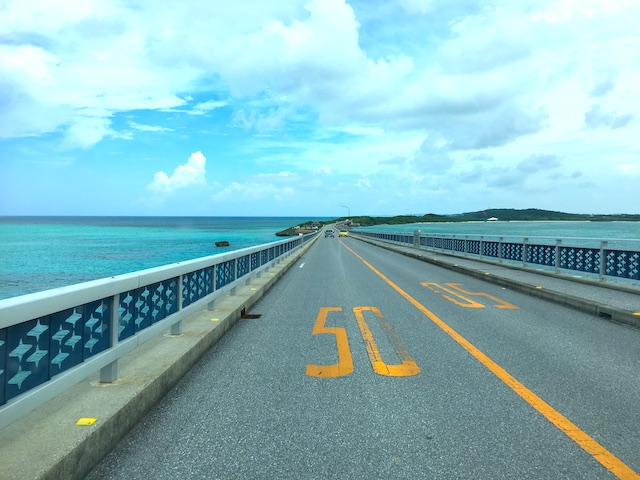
[
  {"left": 0, "top": 236, "right": 318, "bottom": 480},
  {"left": 353, "top": 235, "right": 640, "bottom": 329}
]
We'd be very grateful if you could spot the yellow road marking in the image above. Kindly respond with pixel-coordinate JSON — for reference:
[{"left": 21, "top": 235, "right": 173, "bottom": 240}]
[
  {"left": 353, "top": 306, "right": 420, "bottom": 377},
  {"left": 421, "top": 282, "right": 485, "bottom": 308},
  {"left": 341, "top": 241, "right": 639, "bottom": 480},
  {"left": 445, "top": 283, "right": 519, "bottom": 310},
  {"left": 306, "top": 307, "right": 354, "bottom": 378}
]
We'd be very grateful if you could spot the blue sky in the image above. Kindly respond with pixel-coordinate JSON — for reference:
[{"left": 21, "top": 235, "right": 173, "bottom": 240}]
[{"left": 1, "top": 0, "right": 639, "bottom": 217}]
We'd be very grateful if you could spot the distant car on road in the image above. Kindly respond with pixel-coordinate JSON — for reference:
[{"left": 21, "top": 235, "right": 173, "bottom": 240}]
[
  {"left": 324, "top": 229, "right": 334, "bottom": 237},
  {"left": 339, "top": 230, "right": 348, "bottom": 237}
]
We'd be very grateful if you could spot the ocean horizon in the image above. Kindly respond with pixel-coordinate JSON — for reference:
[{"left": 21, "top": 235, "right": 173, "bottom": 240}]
[
  {"left": 1, "top": 216, "right": 639, "bottom": 301},
  {"left": 0, "top": 216, "right": 328, "bottom": 300}
]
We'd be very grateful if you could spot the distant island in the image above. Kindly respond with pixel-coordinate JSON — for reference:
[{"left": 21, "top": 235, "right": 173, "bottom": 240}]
[{"left": 275, "top": 209, "right": 640, "bottom": 236}]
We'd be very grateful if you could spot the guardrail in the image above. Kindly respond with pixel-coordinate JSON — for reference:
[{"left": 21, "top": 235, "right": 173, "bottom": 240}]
[
  {"left": 354, "top": 230, "right": 640, "bottom": 284},
  {"left": 0, "top": 233, "right": 315, "bottom": 428}
]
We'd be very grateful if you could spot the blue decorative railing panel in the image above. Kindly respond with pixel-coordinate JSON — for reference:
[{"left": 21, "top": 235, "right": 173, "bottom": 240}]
[
  {"left": 6, "top": 317, "right": 50, "bottom": 402},
  {"left": 502, "top": 242, "right": 523, "bottom": 262},
  {"left": 215, "top": 260, "right": 236, "bottom": 290},
  {"left": 606, "top": 250, "right": 640, "bottom": 280},
  {"left": 183, "top": 268, "right": 213, "bottom": 307},
  {"left": 4, "top": 297, "right": 111, "bottom": 402},
  {"left": 559, "top": 247, "right": 599, "bottom": 274},
  {"left": 237, "top": 255, "right": 250, "bottom": 279},
  {"left": 468, "top": 240, "right": 481, "bottom": 255},
  {"left": 528, "top": 244, "right": 555, "bottom": 267},
  {"left": 483, "top": 241, "right": 499, "bottom": 259},
  {"left": 251, "top": 252, "right": 260, "bottom": 271}
]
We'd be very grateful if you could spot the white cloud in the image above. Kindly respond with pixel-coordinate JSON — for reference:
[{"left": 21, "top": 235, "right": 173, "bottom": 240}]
[
  {"left": 62, "top": 117, "right": 113, "bottom": 149},
  {"left": 147, "top": 151, "right": 207, "bottom": 194},
  {"left": 354, "top": 178, "right": 371, "bottom": 189},
  {"left": 3, "top": 0, "right": 640, "bottom": 216},
  {"left": 232, "top": 107, "right": 290, "bottom": 132},
  {"left": 188, "top": 100, "right": 227, "bottom": 115},
  {"left": 212, "top": 181, "right": 295, "bottom": 202},
  {"left": 129, "top": 121, "right": 174, "bottom": 132}
]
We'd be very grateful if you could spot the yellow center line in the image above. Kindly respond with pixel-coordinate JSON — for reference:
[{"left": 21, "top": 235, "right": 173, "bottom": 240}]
[{"left": 340, "top": 241, "right": 639, "bottom": 480}]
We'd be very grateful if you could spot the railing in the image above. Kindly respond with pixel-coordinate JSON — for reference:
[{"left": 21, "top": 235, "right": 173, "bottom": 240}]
[
  {"left": 355, "top": 230, "right": 640, "bottom": 284},
  {"left": 0, "top": 233, "right": 315, "bottom": 427}
]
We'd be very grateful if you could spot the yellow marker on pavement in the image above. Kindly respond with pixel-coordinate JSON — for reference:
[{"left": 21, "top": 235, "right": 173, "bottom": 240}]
[{"left": 75, "top": 418, "right": 97, "bottom": 426}]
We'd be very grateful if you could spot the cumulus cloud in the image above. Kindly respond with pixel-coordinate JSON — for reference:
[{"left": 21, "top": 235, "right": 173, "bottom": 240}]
[{"left": 147, "top": 151, "right": 207, "bottom": 193}]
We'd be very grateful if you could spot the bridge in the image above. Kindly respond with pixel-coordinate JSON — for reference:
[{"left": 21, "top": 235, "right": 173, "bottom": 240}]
[{"left": 1, "top": 230, "right": 639, "bottom": 479}]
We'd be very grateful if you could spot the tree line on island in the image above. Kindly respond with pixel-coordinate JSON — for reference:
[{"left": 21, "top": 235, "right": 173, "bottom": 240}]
[{"left": 277, "top": 208, "right": 640, "bottom": 236}]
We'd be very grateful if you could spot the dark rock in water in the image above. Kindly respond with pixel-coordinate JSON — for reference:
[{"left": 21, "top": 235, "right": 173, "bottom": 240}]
[{"left": 215, "top": 241, "right": 230, "bottom": 247}]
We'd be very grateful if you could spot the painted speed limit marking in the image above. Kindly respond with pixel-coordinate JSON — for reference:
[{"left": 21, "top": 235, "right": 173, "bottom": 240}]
[
  {"left": 306, "top": 306, "right": 421, "bottom": 378},
  {"left": 421, "top": 282, "right": 518, "bottom": 310}
]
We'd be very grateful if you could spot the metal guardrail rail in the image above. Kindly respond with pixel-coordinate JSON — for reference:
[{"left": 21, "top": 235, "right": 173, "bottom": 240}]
[
  {"left": 355, "top": 230, "right": 640, "bottom": 284},
  {"left": 0, "top": 233, "right": 315, "bottom": 428}
]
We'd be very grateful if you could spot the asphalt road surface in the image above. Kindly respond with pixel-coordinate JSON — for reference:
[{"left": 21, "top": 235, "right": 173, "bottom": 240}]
[{"left": 87, "top": 234, "right": 640, "bottom": 479}]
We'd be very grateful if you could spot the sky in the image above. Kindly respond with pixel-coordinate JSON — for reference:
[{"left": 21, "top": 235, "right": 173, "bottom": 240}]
[{"left": 1, "top": 0, "right": 639, "bottom": 217}]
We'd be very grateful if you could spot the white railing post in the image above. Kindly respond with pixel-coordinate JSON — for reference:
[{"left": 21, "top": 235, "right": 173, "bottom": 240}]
[
  {"left": 523, "top": 238, "right": 528, "bottom": 267},
  {"left": 555, "top": 239, "right": 562, "bottom": 273}
]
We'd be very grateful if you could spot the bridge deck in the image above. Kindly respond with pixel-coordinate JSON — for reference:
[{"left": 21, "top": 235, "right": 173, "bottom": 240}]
[{"left": 1, "top": 232, "right": 639, "bottom": 479}]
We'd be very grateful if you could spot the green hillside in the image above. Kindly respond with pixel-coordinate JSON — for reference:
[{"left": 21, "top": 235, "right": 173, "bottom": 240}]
[
  {"left": 343, "top": 209, "right": 640, "bottom": 227},
  {"left": 278, "top": 209, "right": 640, "bottom": 235}
]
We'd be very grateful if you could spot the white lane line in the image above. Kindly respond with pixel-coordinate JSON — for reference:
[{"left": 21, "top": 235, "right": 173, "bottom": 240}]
[{"left": 299, "top": 263, "right": 305, "bottom": 268}]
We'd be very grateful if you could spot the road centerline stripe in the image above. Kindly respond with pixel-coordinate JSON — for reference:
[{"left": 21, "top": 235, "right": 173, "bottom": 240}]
[{"left": 340, "top": 241, "right": 639, "bottom": 480}]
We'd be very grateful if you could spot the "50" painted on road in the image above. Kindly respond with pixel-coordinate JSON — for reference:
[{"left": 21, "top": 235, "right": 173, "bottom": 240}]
[{"left": 306, "top": 306, "right": 420, "bottom": 378}]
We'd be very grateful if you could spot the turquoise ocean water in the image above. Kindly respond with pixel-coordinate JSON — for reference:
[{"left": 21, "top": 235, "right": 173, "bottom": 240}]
[
  {"left": 1, "top": 217, "right": 639, "bottom": 301},
  {"left": 0, "top": 216, "right": 326, "bottom": 301}
]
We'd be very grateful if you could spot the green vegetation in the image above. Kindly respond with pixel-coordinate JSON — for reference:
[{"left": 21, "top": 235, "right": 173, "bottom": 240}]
[{"left": 276, "top": 209, "right": 640, "bottom": 236}]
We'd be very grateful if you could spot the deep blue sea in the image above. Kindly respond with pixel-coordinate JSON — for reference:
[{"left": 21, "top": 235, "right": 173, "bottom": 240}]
[
  {"left": 0, "top": 216, "right": 327, "bottom": 300},
  {"left": 1, "top": 217, "right": 639, "bottom": 301}
]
